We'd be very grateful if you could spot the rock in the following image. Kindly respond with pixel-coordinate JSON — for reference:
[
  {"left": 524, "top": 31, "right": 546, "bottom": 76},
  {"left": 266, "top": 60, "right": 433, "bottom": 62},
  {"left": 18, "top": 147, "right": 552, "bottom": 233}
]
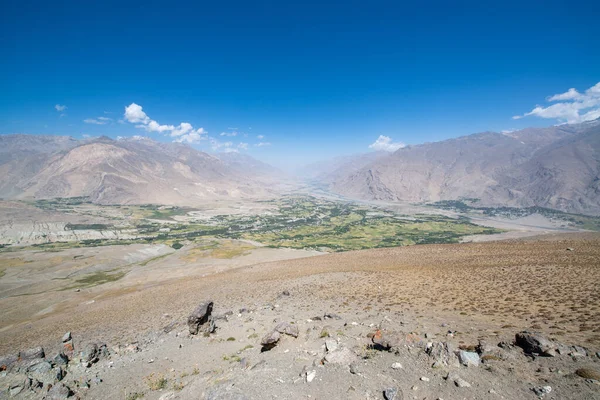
[
  {"left": 570, "top": 345, "right": 588, "bottom": 357},
  {"left": 62, "top": 340, "right": 75, "bottom": 360},
  {"left": 420, "top": 376, "right": 430, "bottom": 382},
  {"left": 391, "top": 362, "right": 403, "bottom": 369},
  {"left": 325, "top": 348, "right": 357, "bottom": 365},
  {"left": 53, "top": 352, "right": 69, "bottom": 366},
  {"left": 274, "top": 322, "right": 299, "bottom": 338},
  {"left": 575, "top": 368, "right": 600, "bottom": 380},
  {"left": 455, "top": 378, "right": 471, "bottom": 388},
  {"left": 45, "top": 383, "right": 72, "bottom": 399},
  {"left": 427, "top": 342, "right": 459, "bottom": 367},
  {"left": 458, "top": 350, "right": 480, "bottom": 367},
  {"left": 372, "top": 330, "right": 400, "bottom": 350},
  {"left": 28, "top": 361, "right": 52, "bottom": 374},
  {"left": 17, "top": 347, "right": 45, "bottom": 370},
  {"left": 260, "top": 331, "right": 281, "bottom": 351},
  {"left": 324, "top": 313, "right": 342, "bottom": 320},
  {"left": 61, "top": 332, "right": 72, "bottom": 343},
  {"left": 515, "top": 332, "right": 556, "bottom": 356},
  {"left": 446, "top": 372, "right": 471, "bottom": 388},
  {"left": 325, "top": 339, "right": 339, "bottom": 352},
  {"left": 349, "top": 362, "right": 360, "bottom": 374},
  {"left": 187, "top": 300, "right": 214, "bottom": 335},
  {"left": 0, "top": 353, "right": 18, "bottom": 372},
  {"left": 306, "top": 370, "right": 316, "bottom": 383},
  {"left": 532, "top": 386, "right": 552, "bottom": 397},
  {"left": 9, "top": 385, "right": 23, "bottom": 396},
  {"left": 81, "top": 343, "right": 98, "bottom": 366},
  {"left": 383, "top": 387, "right": 402, "bottom": 400},
  {"left": 282, "top": 290, "right": 290, "bottom": 296},
  {"left": 566, "top": 247, "right": 574, "bottom": 251}
]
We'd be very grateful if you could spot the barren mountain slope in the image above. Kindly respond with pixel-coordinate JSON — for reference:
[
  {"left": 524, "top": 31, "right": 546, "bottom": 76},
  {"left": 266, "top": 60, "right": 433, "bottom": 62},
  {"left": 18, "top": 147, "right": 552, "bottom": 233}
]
[
  {"left": 329, "top": 120, "right": 600, "bottom": 213},
  {"left": 491, "top": 123, "right": 600, "bottom": 214},
  {"left": 0, "top": 136, "right": 280, "bottom": 205}
]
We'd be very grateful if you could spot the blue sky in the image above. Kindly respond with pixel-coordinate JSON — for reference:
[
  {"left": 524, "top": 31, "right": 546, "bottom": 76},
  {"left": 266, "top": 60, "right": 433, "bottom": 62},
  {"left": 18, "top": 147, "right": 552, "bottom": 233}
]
[{"left": 1, "top": 0, "right": 599, "bottom": 168}]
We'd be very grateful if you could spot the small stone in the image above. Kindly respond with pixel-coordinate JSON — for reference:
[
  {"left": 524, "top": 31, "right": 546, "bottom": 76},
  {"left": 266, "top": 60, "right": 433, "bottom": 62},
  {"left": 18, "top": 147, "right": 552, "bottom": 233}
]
[
  {"left": 61, "top": 332, "right": 72, "bottom": 343},
  {"left": 325, "top": 348, "right": 357, "bottom": 365},
  {"left": 383, "top": 387, "right": 400, "bottom": 400},
  {"left": 81, "top": 343, "right": 99, "bottom": 365},
  {"left": 458, "top": 350, "right": 480, "bottom": 367},
  {"left": 420, "top": 376, "right": 430, "bottom": 382},
  {"left": 349, "top": 362, "right": 360, "bottom": 375},
  {"left": 9, "top": 386, "right": 23, "bottom": 396},
  {"left": 532, "top": 386, "right": 552, "bottom": 397},
  {"left": 455, "top": 378, "right": 471, "bottom": 388},
  {"left": 274, "top": 322, "right": 299, "bottom": 338},
  {"left": 62, "top": 341, "right": 75, "bottom": 360},
  {"left": 325, "top": 339, "right": 339, "bottom": 352},
  {"left": 260, "top": 330, "right": 281, "bottom": 351},
  {"left": 566, "top": 247, "right": 574, "bottom": 251},
  {"left": 306, "top": 370, "right": 316, "bottom": 383},
  {"left": 53, "top": 353, "right": 69, "bottom": 366},
  {"left": 282, "top": 290, "right": 290, "bottom": 296},
  {"left": 391, "top": 362, "right": 403, "bottom": 369},
  {"left": 45, "top": 383, "right": 71, "bottom": 400}
]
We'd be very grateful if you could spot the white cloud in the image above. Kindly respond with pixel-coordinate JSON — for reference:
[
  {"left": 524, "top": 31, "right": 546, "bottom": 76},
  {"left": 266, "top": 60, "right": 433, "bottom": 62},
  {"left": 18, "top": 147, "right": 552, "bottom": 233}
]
[
  {"left": 369, "top": 135, "right": 405, "bottom": 152},
  {"left": 83, "top": 118, "right": 107, "bottom": 125},
  {"left": 55, "top": 104, "right": 67, "bottom": 112},
  {"left": 123, "top": 103, "right": 208, "bottom": 143},
  {"left": 238, "top": 142, "right": 248, "bottom": 150},
  {"left": 174, "top": 131, "right": 206, "bottom": 144},
  {"left": 514, "top": 82, "right": 600, "bottom": 124},
  {"left": 547, "top": 88, "right": 581, "bottom": 101},
  {"left": 209, "top": 138, "right": 234, "bottom": 150},
  {"left": 223, "top": 148, "right": 239, "bottom": 153},
  {"left": 220, "top": 131, "right": 238, "bottom": 137},
  {"left": 255, "top": 142, "right": 271, "bottom": 147},
  {"left": 257, "top": 134, "right": 264, "bottom": 139},
  {"left": 97, "top": 116, "right": 112, "bottom": 121},
  {"left": 124, "top": 103, "right": 150, "bottom": 124}
]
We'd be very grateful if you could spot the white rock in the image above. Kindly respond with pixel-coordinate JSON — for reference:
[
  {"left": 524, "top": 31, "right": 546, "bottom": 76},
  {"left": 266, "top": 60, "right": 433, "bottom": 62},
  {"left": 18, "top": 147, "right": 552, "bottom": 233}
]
[
  {"left": 306, "top": 370, "right": 316, "bottom": 383},
  {"left": 420, "top": 376, "right": 430, "bottom": 382},
  {"left": 391, "top": 362, "right": 403, "bottom": 369}
]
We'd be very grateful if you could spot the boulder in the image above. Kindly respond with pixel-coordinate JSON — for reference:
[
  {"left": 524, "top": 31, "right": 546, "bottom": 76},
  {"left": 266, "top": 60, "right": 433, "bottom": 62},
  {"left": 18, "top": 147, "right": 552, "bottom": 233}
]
[
  {"left": 45, "top": 383, "right": 72, "bottom": 399},
  {"left": 260, "top": 331, "right": 281, "bottom": 351},
  {"left": 383, "top": 387, "right": 402, "bottom": 400},
  {"left": 0, "top": 353, "right": 18, "bottom": 372},
  {"left": 324, "top": 348, "right": 357, "bottom": 365},
  {"left": 81, "top": 343, "right": 98, "bottom": 366},
  {"left": 458, "top": 350, "right": 480, "bottom": 367},
  {"left": 187, "top": 300, "right": 214, "bottom": 335},
  {"left": 274, "top": 322, "right": 299, "bottom": 338},
  {"left": 515, "top": 332, "right": 556, "bottom": 356},
  {"left": 427, "top": 341, "right": 459, "bottom": 368},
  {"left": 325, "top": 339, "right": 339, "bottom": 352},
  {"left": 61, "top": 332, "right": 72, "bottom": 343},
  {"left": 17, "top": 347, "right": 45, "bottom": 370},
  {"left": 371, "top": 330, "right": 400, "bottom": 350},
  {"left": 62, "top": 341, "right": 75, "bottom": 360}
]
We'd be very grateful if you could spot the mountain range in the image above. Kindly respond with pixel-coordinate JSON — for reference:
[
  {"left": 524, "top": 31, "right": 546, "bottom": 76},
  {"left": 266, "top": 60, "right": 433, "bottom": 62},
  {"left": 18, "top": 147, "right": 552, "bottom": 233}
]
[
  {"left": 0, "top": 135, "right": 281, "bottom": 205},
  {"left": 1, "top": 119, "right": 599, "bottom": 214},
  {"left": 324, "top": 119, "right": 600, "bottom": 215}
]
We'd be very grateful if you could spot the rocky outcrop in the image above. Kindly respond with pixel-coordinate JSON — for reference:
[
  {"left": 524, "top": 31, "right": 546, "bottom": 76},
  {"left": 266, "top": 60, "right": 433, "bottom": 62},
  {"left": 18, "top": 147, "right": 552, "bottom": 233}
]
[{"left": 187, "top": 300, "right": 214, "bottom": 335}]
